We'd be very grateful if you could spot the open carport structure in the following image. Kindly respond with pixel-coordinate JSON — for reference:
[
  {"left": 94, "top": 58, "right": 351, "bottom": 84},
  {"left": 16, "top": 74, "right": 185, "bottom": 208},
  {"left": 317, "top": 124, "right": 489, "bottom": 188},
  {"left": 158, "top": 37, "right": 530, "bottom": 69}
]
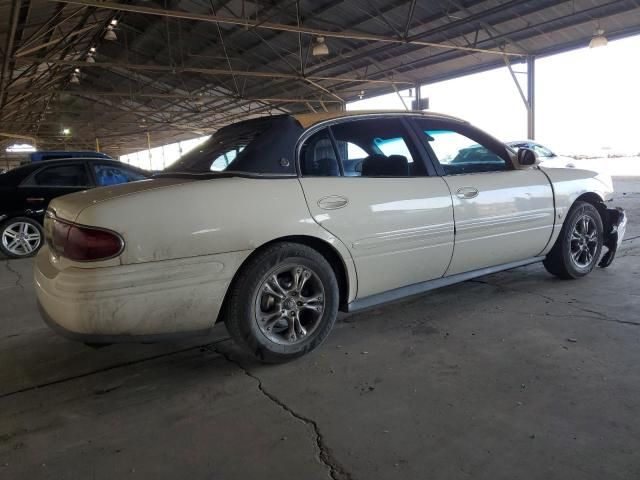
[
  {"left": 1, "top": 0, "right": 640, "bottom": 154},
  {"left": 2, "top": 2, "right": 640, "bottom": 480}
]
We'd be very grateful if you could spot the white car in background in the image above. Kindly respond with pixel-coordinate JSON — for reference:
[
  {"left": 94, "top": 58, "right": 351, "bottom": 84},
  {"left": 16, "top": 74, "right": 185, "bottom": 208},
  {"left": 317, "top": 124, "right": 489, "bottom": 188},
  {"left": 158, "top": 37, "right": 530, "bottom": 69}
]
[
  {"left": 507, "top": 140, "right": 576, "bottom": 168},
  {"left": 34, "top": 111, "right": 626, "bottom": 362}
]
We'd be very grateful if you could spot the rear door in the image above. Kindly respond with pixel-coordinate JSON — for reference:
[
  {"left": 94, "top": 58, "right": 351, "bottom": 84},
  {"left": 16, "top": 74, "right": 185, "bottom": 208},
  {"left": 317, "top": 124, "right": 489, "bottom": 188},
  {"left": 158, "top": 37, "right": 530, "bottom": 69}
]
[
  {"left": 18, "top": 162, "right": 94, "bottom": 222},
  {"left": 298, "top": 116, "right": 455, "bottom": 299},
  {"left": 411, "top": 118, "right": 555, "bottom": 276}
]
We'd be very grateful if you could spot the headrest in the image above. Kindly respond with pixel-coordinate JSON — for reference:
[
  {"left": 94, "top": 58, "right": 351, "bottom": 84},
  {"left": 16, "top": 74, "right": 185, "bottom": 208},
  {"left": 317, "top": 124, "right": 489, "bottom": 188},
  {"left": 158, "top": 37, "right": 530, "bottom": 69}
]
[{"left": 361, "top": 154, "right": 408, "bottom": 176}]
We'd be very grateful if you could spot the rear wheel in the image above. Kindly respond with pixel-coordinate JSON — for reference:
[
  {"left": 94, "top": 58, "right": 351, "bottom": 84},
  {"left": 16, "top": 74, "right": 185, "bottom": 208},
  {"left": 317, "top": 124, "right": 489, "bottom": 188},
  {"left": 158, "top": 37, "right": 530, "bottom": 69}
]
[
  {"left": 0, "top": 217, "right": 43, "bottom": 258},
  {"left": 543, "top": 201, "right": 603, "bottom": 279},
  {"left": 224, "top": 242, "right": 339, "bottom": 363}
]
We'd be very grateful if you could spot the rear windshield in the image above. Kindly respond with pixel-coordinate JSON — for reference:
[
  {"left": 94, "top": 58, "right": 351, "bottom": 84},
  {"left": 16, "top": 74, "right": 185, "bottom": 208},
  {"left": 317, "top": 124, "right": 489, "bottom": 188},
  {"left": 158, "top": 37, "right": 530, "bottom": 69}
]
[{"left": 165, "top": 115, "right": 301, "bottom": 175}]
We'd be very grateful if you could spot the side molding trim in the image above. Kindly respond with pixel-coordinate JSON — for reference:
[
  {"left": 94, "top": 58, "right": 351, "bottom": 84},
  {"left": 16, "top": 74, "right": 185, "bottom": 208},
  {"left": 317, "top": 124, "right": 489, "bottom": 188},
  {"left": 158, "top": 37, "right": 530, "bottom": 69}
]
[{"left": 346, "top": 257, "right": 545, "bottom": 312}]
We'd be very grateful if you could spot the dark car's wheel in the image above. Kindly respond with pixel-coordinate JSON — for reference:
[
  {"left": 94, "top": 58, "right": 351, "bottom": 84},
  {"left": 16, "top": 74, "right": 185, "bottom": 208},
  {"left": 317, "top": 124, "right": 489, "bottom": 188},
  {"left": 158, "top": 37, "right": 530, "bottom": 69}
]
[
  {"left": 0, "top": 217, "right": 43, "bottom": 258},
  {"left": 543, "top": 201, "right": 603, "bottom": 279},
  {"left": 224, "top": 242, "right": 339, "bottom": 363}
]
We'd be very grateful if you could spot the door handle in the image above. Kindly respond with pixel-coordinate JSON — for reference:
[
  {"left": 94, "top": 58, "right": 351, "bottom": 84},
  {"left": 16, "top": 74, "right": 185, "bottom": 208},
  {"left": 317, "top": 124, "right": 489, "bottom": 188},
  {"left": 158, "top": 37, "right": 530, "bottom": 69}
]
[
  {"left": 455, "top": 187, "right": 479, "bottom": 199},
  {"left": 26, "top": 197, "right": 45, "bottom": 203},
  {"left": 317, "top": 195, "right": 348, "bottom": 210}
]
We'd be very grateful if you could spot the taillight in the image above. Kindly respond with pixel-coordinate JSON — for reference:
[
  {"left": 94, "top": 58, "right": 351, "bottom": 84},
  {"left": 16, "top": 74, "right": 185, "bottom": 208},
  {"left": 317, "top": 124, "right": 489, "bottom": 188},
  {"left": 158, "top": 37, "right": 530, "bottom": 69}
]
[{"left": 46, "top": 215, "right": 123, "bottom": 261}]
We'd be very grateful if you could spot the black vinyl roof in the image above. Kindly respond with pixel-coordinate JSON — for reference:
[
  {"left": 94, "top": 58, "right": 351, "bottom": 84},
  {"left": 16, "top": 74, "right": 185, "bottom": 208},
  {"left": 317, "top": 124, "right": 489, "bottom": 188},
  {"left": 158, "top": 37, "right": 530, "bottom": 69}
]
[{"left": 1, "top": 0, "right": 639, "bottom": 156}]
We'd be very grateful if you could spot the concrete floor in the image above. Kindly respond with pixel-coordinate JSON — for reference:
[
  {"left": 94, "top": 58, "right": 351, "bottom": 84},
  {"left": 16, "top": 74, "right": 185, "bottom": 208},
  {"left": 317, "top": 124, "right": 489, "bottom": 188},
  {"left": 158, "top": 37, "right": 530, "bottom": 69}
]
[{"left": 1, "top": 178, "right": 639, "bottom": 480}]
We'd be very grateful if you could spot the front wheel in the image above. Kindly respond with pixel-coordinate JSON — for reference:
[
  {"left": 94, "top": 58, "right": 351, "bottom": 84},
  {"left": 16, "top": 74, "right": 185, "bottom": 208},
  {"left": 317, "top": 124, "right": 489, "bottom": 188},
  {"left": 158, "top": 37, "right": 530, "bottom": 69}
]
[
  {"left": 0, "top": 217, "right": 43, "bottom": 258},
  {"left": 543, "top": 201, "right": 603, "bottom": 279},
  {"left": 223, "top": 242, "right": 339, "bottom": 363}
]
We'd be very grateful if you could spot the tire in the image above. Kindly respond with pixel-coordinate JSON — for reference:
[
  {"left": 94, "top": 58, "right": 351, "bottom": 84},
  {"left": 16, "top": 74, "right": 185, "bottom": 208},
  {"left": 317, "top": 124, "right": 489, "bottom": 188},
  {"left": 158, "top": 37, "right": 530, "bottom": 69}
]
[
  {"left": 0, "top": 217, "right": 44, "bottom": 258},
  {"left": 223, "top": 242, "right": 340, "bottom": 363},
  {"left": 543, "top": 201, "right": 603, "bottom": 279}
]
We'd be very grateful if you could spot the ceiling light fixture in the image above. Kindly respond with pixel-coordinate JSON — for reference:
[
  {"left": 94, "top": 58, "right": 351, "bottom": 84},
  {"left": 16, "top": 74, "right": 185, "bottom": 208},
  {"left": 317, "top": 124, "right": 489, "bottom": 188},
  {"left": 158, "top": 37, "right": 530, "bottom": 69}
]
[
  {"left": 62, "top": 128, "right": 70, "bottom": 135},
  {"left": 110, "top": 18, "right": 118, "bottom": 26},
  {"left": 90, "top": 46, "right": 96, "bottom": 53},
  {"left": 104, "top": 25, "right": 117, "bottom": 41},
  {"left": 589, "top": 28, "right": 608, "bottom": 48},
  {"left": 312, "top": 36, "right": 329, "bottom": 56}
]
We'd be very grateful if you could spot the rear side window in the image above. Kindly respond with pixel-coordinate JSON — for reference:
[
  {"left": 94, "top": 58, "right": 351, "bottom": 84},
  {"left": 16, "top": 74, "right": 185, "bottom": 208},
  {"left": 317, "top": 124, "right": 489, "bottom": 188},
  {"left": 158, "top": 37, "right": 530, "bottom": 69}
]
[
  {"left": 333, "top": 141, "right": 367, "bottom": 176},
  {"left": 299, "top": 129, "right": 340, "bottom": 176},
  {"left": 25, "top": 164, "right": 90, "bottom": 187},
  {"left": 330, "top": 118, "right": 426, "bottom": 177},
  {"left": 93, "top": 164, "right": 147, "bottom": 186}
]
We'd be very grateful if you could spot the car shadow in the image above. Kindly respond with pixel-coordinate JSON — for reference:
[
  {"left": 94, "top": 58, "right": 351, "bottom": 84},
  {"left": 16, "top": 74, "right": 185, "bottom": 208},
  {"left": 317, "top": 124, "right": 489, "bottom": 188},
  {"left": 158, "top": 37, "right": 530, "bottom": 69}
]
[{"left": 0, "top": 324, "right": 238, "bottom": 398}]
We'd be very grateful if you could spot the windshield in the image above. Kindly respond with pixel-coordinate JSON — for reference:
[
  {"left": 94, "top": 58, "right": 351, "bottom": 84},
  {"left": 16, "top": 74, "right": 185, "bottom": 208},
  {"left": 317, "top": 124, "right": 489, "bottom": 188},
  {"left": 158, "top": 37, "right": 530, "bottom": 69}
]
[{"left": 165, "top": 115, "right": 301, "bottom": 175}]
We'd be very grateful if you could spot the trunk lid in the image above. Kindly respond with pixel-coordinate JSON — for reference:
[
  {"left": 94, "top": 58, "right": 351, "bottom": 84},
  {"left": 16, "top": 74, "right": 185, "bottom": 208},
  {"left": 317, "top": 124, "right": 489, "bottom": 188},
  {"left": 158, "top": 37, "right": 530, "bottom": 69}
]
[{"left": 48, "top": 177, "right": 195, "bottom": 222}]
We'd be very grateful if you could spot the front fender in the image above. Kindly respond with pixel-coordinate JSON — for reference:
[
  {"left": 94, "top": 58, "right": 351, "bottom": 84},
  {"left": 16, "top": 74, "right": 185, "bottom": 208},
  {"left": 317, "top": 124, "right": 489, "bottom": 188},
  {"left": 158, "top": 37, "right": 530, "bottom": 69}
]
[{"left": 539, "top": 167, "right": 613, "bottom": 223}]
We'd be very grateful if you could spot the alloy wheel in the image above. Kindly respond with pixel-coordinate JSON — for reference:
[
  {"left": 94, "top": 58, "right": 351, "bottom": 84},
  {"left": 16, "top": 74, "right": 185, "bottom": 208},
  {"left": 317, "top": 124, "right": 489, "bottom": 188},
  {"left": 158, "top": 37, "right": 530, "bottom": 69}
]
[
  {"left": 254, "top": 264, "right": 325, "bottom": 345},
  {"left": 1, "top": 221, "right": 41, "bottom": 256},
  {"left": 569, "top": 214, "right": 598, "bottom": 268}
]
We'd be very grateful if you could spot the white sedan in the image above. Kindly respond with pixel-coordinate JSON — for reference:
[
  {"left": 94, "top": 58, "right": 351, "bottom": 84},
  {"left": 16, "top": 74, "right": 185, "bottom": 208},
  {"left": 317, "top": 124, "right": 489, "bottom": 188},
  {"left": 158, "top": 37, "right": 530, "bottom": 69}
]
[
  {"left": 34, "top": 111, "right": 626, "bottom": 362},
  {"left": 507, "top": 140, "right": 576, "bottom": 168}
]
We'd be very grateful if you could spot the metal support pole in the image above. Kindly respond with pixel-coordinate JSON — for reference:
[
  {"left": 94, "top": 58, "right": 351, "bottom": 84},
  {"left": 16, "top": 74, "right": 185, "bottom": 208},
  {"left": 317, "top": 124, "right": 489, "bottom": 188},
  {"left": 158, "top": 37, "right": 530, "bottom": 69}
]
[
  {"left": 415, "top": 83, "right": 421, "bottom": 110},
  {"left": 95, "top": 137, "right": 100, "bottom": 152},
  {"left": 527, "top": 55, "right": 535, "bottom": 140},
  {"left": 504, "top": 55, "right": 534, "bottom": 140},
  {"left": 146, "top": 131, "right": 152, "bottom": 170}
]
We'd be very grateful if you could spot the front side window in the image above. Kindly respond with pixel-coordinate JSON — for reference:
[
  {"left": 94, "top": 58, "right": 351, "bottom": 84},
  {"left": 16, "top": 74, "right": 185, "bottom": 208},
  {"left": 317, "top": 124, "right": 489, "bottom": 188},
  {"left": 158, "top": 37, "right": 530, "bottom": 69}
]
[
  {"left": 415, "top": 123, "right": 511, "bottom": 175},
  {"left": 26, "top": 164, "right": 90, "bottom": 187},
  {"left": 330, "top": 118, "right": 426, "bottom": 177},
  {"left": 93, "top": 164, "right": 147, "bottom": 186}
]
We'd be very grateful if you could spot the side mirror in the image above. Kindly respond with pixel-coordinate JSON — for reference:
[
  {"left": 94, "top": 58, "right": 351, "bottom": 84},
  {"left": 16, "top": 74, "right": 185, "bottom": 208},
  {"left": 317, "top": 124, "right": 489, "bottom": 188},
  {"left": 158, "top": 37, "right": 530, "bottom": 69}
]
[{"left": 517, "top": 147, "right": 539, "bottom": 166}]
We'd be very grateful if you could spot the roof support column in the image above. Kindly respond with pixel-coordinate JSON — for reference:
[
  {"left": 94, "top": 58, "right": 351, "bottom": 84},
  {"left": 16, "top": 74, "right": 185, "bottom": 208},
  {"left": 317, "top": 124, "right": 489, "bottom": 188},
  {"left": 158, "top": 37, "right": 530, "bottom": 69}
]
[
  {"left": 527, "top": 55, "right": 535, "bottom": 140},
  {"left": 504, "top": 54, "right": 535, "bottom": 140}
]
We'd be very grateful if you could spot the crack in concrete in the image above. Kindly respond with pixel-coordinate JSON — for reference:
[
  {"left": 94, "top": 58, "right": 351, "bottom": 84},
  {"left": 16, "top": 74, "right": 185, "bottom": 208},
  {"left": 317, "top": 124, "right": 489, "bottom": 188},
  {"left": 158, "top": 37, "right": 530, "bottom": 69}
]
[
  {"left": 214, "top": 346, "right": 352, "bottom": 480},
  {"left": 500, "top": 308, "right": 640, "bottom": 326},
  {"left": 4, "top": 260, "right": 24, "bottom": 290}
]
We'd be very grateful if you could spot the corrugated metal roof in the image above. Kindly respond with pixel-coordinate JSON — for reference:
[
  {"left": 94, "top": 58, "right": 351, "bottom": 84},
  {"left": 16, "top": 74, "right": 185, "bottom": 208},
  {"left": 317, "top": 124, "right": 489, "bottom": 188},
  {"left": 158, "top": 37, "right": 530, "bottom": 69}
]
[{"left": 0, "top": 0, "right": 639, "bottom": 155}]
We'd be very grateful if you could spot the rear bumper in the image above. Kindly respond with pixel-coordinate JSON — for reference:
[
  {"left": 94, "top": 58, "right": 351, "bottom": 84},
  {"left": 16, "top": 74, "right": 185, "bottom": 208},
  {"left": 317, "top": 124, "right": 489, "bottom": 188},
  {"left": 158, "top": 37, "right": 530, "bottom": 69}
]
[
  {"left": 34, "top": 246, "right": 250, "bottom": 342},
  {"left": 599, "top": 207, "right": 627, "bottom": 268}
]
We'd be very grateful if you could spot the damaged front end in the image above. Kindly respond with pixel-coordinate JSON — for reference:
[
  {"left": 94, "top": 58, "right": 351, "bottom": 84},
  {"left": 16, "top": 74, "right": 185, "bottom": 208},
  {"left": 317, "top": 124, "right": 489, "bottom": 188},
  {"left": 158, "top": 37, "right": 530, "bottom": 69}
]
[{"left": 599, "top": 207, "right": 627, "bottom": 268}]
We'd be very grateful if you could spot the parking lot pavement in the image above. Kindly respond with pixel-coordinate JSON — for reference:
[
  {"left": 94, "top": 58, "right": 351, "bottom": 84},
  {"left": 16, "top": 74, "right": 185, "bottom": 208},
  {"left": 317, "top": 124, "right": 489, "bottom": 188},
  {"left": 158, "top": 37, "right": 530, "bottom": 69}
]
[{"left": 1, "top": 178, "right": 639, "bottom": 479}]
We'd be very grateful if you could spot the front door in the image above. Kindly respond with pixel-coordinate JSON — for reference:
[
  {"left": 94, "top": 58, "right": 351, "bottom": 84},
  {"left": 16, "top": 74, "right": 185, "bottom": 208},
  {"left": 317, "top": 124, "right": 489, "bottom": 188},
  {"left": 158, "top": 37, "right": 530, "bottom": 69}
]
[
  {"left": 411, "top": 119, "right": 555, "bottom": 276},
  {"left": 298, "top": 117, "right": 455, "bottom": 299}
]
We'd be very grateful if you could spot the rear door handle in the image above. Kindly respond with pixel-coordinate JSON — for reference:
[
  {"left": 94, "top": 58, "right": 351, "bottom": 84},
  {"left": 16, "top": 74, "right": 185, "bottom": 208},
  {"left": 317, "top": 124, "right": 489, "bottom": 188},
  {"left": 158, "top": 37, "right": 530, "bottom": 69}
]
[
  {"left": 455, "top": 187, "right": 479, "bottom": 199},
  {"left": 317, "top": 195, "right": 348, "bottom": 210}
]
